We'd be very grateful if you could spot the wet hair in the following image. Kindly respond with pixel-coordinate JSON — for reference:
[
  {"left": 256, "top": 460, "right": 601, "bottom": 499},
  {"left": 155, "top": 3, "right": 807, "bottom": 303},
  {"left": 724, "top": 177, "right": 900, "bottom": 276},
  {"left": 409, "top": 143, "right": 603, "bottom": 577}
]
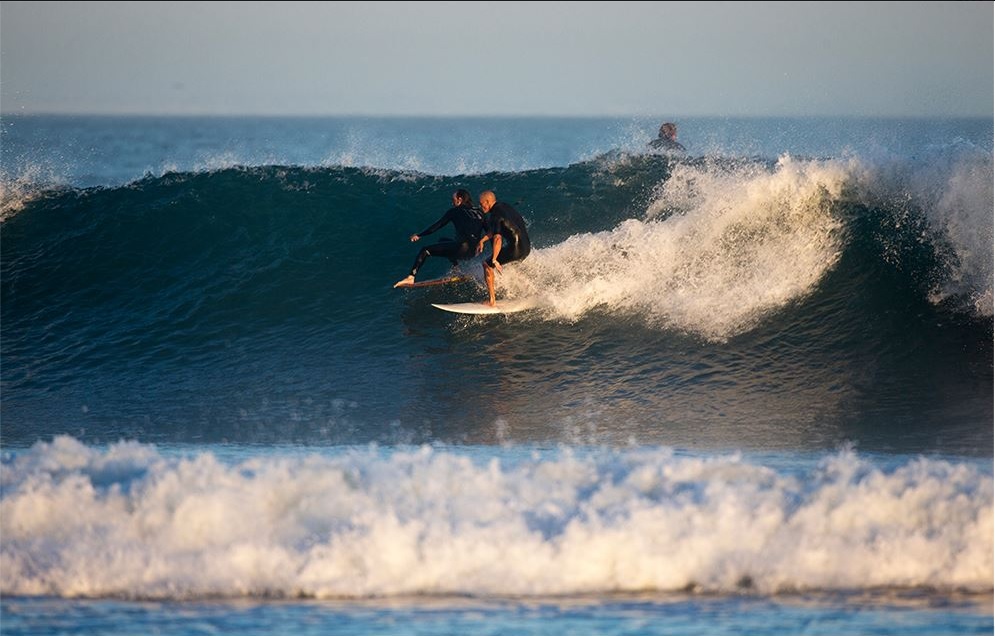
[
  {"left": 453, "top": 189, "right": 473, "bottom": 206},
  {"left": 658, "top": 122, "right": 677, "bottom": 140}
]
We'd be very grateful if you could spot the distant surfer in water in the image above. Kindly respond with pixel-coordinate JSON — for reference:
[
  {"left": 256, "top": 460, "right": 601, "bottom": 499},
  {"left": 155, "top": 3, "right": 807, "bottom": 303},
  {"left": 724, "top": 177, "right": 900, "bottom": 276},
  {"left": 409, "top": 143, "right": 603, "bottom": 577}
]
[
  {"left": 648, "top": 122, "right": 686, "bottom": 154},
  {"left": 394, "top": 189, "right": 484, "bottom": 288},
  {"left": 475, "top": 190, "right": 531, "bottom": 306}
]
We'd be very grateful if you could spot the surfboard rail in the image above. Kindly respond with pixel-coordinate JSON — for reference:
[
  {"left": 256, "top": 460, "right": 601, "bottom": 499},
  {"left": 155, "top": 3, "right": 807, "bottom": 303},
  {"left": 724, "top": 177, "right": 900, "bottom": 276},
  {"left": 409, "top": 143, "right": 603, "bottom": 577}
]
[{"left": 431, "top": 298, "right": 538, "bottom": 315}]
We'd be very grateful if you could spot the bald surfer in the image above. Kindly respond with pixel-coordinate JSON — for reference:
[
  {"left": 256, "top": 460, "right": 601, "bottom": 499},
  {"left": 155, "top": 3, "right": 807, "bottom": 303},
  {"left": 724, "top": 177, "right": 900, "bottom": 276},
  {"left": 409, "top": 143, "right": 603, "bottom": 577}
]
[{"left": 475, "top": 190, "right": 531, "bottom": 306}]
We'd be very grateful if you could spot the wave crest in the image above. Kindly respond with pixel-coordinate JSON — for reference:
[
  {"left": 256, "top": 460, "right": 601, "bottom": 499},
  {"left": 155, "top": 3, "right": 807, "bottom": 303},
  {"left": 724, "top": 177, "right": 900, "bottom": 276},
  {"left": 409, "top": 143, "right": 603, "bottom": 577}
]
[{"left": 2, "top": 438, "right": 990, "bottom": 599}]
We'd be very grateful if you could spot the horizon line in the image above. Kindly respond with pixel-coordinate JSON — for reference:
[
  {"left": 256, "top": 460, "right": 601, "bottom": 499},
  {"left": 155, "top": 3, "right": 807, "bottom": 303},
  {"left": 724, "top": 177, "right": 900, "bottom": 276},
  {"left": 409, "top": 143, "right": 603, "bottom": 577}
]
[{"left": 3, "top": 111, "right": 993, "bottom": 120}]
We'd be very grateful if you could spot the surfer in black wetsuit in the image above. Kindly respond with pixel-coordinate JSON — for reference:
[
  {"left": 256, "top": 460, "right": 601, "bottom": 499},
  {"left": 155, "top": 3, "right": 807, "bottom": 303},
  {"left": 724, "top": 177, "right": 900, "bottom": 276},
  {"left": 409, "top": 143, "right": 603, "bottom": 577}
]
[
  {"left": 648, "top": 122, "right": 686, "bottom": 154},
  {"left": 394, "top": 189, "right": 484, "bottom": 288},
  {"left": 475, "top": 190, "right": 531, "bottom": 306}
]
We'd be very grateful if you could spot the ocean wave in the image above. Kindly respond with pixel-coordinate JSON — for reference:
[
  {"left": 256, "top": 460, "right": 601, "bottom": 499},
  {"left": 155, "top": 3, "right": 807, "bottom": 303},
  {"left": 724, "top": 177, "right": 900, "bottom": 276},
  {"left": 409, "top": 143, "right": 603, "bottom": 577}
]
[
  {"left": 2, "top": 153, "right": 990, "bottom": 447},
  {"left": 3, "top": 152, "right": 990, "bottom": 358},
  {"left": 1, "top": 438, "right": 990, "bottom": 599}
]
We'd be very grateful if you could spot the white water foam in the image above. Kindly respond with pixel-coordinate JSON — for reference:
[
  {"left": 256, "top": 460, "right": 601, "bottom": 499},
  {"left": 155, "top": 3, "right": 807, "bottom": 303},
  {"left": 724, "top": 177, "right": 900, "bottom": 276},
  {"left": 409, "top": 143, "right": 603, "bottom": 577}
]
[
  {"left": 2, "top": 437, "right": 990, "bottom": 599},
  {"left": 505, "top": 156, "right": 849, "bottom": 340},
  {"left": 502, "top": 146, "right": 993, "bottom": 334},
  {"left": 853, "top": 144, "right": 994, "bottom": 316}
]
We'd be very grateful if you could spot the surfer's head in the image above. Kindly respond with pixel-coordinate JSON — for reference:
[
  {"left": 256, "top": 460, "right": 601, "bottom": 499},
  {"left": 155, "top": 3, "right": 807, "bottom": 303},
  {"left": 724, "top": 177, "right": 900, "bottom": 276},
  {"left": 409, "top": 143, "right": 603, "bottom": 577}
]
[
  {"left": 479, "top": 190, "right": 497, "bottom": 213},
  {"left": 658, "top": 122, "right": 678, "bottom": 140},
  {"left": 452, "top": 189, "right": 473, "bottom": 207}
]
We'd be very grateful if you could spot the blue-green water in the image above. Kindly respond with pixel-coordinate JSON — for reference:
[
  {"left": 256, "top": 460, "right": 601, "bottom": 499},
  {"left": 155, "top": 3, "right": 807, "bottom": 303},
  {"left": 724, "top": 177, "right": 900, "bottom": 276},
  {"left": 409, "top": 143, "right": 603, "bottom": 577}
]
[
  {"left": 1, "top": 115, "right": 992, "bottom": 634},
  {"left": 3, "top": 593, "right": 992, "bottom": 636}
]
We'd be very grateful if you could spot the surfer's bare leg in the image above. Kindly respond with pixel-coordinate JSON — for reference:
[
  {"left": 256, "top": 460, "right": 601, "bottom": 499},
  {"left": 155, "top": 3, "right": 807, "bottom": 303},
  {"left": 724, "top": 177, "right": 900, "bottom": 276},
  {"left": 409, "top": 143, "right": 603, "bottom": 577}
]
[{"left": 483, "top": 263, "right": 496, "bottom": 306}]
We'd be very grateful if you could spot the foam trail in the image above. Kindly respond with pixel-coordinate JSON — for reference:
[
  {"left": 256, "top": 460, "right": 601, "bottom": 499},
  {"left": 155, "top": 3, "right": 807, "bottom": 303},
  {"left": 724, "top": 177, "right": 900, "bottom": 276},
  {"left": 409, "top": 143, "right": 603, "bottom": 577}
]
[
  {"left": 2, "top": 437, "right": 990, "bottom": 599},
  {"left": 507, "top": 157, "right": 848, "bottom": 340}
]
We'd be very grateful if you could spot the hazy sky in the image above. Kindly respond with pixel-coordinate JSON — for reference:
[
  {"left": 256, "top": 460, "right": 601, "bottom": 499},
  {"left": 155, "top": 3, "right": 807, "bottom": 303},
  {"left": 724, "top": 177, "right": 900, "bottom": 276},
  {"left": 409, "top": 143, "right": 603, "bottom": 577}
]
[{"left": 2, "top": 1, "right": 991, "bottom": 116}]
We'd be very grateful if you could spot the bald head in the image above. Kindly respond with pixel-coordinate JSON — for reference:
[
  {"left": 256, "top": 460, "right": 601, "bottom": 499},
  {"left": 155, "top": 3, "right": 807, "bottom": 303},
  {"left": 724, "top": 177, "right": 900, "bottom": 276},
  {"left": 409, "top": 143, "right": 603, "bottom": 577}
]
[{"left": 479, "top": 190, "right": 497, "bottom": 213}]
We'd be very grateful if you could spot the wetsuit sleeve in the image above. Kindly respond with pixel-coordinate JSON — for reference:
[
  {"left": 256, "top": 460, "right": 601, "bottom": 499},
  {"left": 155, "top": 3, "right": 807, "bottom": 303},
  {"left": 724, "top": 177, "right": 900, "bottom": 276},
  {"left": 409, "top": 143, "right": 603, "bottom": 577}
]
[{"left": 417, "top": 209, "right": 454, "bottom": 237}]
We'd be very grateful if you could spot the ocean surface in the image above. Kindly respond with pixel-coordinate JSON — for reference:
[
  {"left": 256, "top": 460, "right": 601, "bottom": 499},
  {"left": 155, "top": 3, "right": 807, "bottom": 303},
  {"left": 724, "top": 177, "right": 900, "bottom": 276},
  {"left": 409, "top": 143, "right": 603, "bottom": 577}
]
[{"left": 1, "top": 115, "right": 992, "bottom": 635}]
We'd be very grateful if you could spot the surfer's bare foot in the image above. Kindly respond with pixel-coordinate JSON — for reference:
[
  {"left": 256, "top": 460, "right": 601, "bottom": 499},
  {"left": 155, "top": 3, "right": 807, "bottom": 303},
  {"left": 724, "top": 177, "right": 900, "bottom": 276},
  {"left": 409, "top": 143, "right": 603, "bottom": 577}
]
[
  {"left": 481, "top": 300, "right": 497, "bottom": 307},
  {"left": 393, "top": 275, "right": 415, "bottom": 288}
]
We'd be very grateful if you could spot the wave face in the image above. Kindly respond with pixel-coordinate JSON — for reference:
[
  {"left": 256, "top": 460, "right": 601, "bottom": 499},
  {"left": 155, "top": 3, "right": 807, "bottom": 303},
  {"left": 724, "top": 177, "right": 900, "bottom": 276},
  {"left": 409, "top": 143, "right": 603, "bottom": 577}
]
[
  {"left": 1, "top": 438, "right": 991, "bottom": 599},
  {"left": 1, "top": 148, "right": 992, "bottom": 451}
]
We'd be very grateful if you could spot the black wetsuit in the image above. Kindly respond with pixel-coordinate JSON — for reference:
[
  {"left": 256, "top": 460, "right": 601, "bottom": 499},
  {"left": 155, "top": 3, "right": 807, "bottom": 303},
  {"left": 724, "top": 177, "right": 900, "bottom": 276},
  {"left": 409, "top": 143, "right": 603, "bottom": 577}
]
[
  {"left": 483, "top": 201, "right": 531, "bottom": 267},
  {"left": 648, "top": 137, "right": 687, "bottom": 153},
  {"left": 408, "top": 203, "right": 484, "bottom": 277}
]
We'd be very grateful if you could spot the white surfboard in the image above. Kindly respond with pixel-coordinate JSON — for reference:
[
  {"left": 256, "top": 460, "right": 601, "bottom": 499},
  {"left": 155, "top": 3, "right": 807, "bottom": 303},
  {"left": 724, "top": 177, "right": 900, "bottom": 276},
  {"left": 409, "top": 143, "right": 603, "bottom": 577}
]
[{"left": 432, "top": 298, "right": 538, "bottom": 315}]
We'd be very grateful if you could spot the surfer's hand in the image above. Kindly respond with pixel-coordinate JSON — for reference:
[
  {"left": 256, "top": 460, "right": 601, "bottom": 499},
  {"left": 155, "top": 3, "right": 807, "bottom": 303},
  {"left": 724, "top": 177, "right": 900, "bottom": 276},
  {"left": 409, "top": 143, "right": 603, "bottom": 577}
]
[{"left": 410, "top": 234, "right": 420, "bottom": 242}]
